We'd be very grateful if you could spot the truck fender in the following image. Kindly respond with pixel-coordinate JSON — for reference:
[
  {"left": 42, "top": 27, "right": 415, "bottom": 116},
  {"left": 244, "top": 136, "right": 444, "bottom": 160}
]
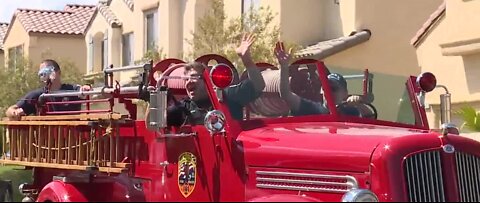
[
  {"left": 36, "top": 181, "right": 88, "bottom": 202},
  {"left": 249, "top": 194, "right": 322, "bottom": 202}
]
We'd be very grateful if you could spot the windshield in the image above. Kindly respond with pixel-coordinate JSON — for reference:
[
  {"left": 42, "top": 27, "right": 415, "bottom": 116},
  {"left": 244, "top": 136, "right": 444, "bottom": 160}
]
[
  {"left": 241, "top": 62, "right": 420, "bottom": 127},
  {"left": 157, "top": 59, "right": 422, "bottom": 129},
  {"left": 329, "top": 66, "right": 417, "bottom": 125}
]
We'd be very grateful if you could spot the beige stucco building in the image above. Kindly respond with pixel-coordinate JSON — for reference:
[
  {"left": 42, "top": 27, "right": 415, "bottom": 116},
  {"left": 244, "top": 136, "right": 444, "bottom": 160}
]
[
  {"left": 224, "top": 0, "right": 441, "bottom": 76},
  {"left": 86, "top": 0, "right": 441, "bottom": 75},
  {"left": 85, "top": 0, "right": 133, "bottom": 83},
  {"left": 85, "top": 0, "right": 212, "bottom": 84},
  {"left": 412, "top": 0, "right": 480, "bottom": 130},
  {"left": 2, "top": 5, "right": 95, "bottom": 73},
  {"left": 85, "top": 0, "right": 446, "bottom": 121}
]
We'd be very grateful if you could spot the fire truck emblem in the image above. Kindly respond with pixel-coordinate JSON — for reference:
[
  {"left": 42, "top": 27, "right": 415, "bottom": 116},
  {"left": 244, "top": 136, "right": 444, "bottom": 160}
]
[
  {"left": 178, "top": 152, "right": 197, "bottom": 198},
  {"left": 443, "top": 144, "right": 455, "bottom": 154}
]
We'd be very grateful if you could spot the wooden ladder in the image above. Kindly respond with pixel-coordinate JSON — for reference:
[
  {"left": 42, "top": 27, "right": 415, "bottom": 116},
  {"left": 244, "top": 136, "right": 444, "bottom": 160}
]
[{"left": 0, "top": 113, "right": 131, "bottom": 174}]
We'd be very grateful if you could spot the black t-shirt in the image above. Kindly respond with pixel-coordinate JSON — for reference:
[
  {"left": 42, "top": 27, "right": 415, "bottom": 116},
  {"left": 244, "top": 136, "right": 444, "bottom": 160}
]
[
  {"left": 167, "top": 79, "right": 261, "bottom": 126},
  {"left": 291, "top": 98, "right": 329, "bottom": 116},
  {"left": 292, "top": 97, "right": 362, "bottom": 117},
  {"left": 16, "top": 84, "right": 82, "bottom": 115}
]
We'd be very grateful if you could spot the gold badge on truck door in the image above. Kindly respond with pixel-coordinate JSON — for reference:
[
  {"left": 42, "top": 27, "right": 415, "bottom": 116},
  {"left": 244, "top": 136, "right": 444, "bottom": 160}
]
[{"left": 178, "top": 152, "right": 197, "bottom": 198}]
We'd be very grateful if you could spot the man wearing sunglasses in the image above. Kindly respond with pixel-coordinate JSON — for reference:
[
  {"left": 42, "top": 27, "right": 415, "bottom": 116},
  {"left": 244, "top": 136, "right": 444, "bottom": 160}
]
[
  {"left": 5, "top": 59, "right": 91, "bottom": 120},
  {"left": 147, "top": 33, "right": 266, "bottom": 126}
]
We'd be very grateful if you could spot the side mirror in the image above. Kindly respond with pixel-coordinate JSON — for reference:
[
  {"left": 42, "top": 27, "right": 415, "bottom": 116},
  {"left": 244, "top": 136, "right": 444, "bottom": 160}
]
[
  {"left": 204, "top": 110, "right": 226, "bottom": 134},
  {"left": 147, "top": 86, "right": 167, "bottom": 131}
]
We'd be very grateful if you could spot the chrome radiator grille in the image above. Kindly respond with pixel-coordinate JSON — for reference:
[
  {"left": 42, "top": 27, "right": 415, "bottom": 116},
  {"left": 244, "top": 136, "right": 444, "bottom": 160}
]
[
  {"left": 455, "top": 152, "right": 480, "bottom": 202},
  {"left": 255, "top": 171, "right": 358, "bottom": 194},
  {"left": 404, "top": 150, "right": 446, "bottom": 202}
]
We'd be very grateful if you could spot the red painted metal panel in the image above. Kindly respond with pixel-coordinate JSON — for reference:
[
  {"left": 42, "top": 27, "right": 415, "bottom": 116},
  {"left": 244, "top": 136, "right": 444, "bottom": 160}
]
[{"left": 20, "top": 55, "right": 480, "bottom": 202}]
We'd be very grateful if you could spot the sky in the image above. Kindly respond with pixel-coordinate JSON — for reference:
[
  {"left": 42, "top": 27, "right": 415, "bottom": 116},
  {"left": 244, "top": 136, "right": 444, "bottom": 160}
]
[{"left": 0, "top": 0, "right": 99, "bottom": 23}]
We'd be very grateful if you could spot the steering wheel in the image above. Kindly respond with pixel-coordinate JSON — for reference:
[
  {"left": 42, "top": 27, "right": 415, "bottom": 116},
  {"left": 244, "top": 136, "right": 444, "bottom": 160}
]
[{"left": 336, "top": 101, "right": 378, "bottom": 119}]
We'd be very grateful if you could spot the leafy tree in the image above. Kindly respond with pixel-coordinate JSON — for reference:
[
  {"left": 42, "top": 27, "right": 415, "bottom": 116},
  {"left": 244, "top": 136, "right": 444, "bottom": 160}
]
[
  {"left": 135, "top": 47, "right": 166, "bottom": 65},
  {"left": 0, "top": 58, "right": 39, "bottom": 118},
  {"left": 131, "top": 48, "right": 167, "bottom": 113},
  {"left": 120, "top": 47, "right": 166, "bottom": 87},
  {"left": 0, "top": 57, "right": 82, "bottom": 118},
  {"left": 56, "top": 58, "right": 83, "bottom": 85},
  {"left": 456, "top": 106, "right": 480, "bottom": 132},
  {"left": 0, "top": 57, "right": 82, "bottom": 151},
  {"left": 186, "top": 0, "right": 298, "bottom": 71},
  {"left": 40, "top": 50, "right": 83, "bottom": 85}
]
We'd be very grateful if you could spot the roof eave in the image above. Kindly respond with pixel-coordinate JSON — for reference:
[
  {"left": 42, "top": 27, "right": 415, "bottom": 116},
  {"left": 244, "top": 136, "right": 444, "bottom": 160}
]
[
  {"left": 412, "top": 11, "right": 445, "bottom": 48},
  {"left": 410, "top": 2, "right": 446, "bottom": 48},
  {"left": 123, "top": 0, "right": 134, "bottom": 11},
  {"left": 84, "top": 8, "right": 100, "bottom": 35},
  {"left": 2, "top": 14, "right": 21, "bottom": 47},
  {"left": 29, "top": 32, "right": 85, "bottom": 38}
]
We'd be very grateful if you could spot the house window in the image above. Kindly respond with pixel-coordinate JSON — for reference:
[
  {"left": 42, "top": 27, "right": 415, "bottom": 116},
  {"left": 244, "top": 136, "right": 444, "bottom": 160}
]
[
  {"left": 8, "top": 45, "right": 24, "bottom": 69},
  {"left": 242, "top": 0, "right": 260, "bottom": 14},
  {"left": 145, "top": 9, "right": 158, "bottom": 52},
  {"left": 122, "top": 33, "right": 134, "bottom": 66}
]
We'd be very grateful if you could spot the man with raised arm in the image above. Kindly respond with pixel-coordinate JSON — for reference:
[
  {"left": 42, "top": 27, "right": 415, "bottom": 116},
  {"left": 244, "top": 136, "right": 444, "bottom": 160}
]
[
  {"left": 276, "top": 42, "right": 368, "bottom": 116},
  {"left": 147, "top": 33, "right": 266, "bottom": 126}
]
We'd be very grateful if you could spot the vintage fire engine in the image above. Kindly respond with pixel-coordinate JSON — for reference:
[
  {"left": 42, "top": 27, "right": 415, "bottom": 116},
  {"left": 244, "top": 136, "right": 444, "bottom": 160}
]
[{"left": 1, "top": 54, "right": 479, "bottom": 202}]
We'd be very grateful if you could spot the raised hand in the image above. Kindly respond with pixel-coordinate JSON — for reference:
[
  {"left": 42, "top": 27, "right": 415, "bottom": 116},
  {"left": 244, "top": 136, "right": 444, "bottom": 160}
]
[
  {"left": 346, "top": 95, "right": 362, "bottom": 103},
  {"left": 236, "top": 33, "right": 256, "bottom": 58},
  {"left": 13, "top": 108, "right": 25, "bottom": 117},
  {"left": 80, "top": 85, "right": 92, "bottom": 91},
  {"left": 275, "top": 41, "right": 292, "bottom": 68}
]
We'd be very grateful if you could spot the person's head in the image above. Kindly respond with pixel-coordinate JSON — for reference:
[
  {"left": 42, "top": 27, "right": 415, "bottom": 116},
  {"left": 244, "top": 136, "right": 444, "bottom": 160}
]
[
  {"left": 327, "top": 73, "right": 348, "bottom": 104},
  {"left": 184, "top": 62, "right": 209, "bottom": 102},
  {"left": 38, "top": 59, "right": 61, "bottom": 85},
  {"left": 290, "top": 65, "right": 324, "bottom": 102}
]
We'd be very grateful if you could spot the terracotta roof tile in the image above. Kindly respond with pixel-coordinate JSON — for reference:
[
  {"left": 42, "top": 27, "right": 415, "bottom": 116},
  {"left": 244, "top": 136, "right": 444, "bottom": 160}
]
[
  {"left": 98, "top": 3, "right": 122, "bottom": 27},
  {"left": 15, "top": 4, "right": 95, "bottom": 35},
  {"left": 0, "top": 23, "right": 9, "bottom": 49},
  {"left": 123, "top": 0, "right": 134, "bottom": 10},
  {"left": 410, "top": 1, "right": 446, "bottom": 47}
]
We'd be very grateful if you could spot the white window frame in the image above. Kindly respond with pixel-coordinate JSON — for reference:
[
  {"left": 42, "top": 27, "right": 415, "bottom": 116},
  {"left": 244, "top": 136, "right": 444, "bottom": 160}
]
[
  {"left": 122, "top": 32, "right": 134, "bottom": 66},
  {"left": 242, "top": 0, "right": 261, "bottom": 14},
  {"left": 144, "top": 9, "right": 159, "bottom": 53},
  {"left": 8, "top": 45, "right": 24, "bottom": 70}
]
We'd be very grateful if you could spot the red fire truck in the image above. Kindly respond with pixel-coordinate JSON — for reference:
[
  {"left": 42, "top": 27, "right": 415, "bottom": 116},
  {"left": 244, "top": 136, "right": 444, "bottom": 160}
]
[{"left": 1, "top": 54, "right": 478, "bottom": 202}]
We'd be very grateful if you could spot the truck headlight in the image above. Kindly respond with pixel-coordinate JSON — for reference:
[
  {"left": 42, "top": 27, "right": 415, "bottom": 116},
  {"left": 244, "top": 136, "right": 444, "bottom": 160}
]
[{"left": 342, "top": 189, "right": 378, "bottom": 202}]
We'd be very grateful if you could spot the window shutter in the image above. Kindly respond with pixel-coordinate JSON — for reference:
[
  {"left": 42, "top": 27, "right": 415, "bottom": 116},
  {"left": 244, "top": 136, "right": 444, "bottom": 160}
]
[
  {"left": 103, "top": 29, "right": 109, "bottom": 70},
  {"left": 154, "top": 11, "right": 158, "bottom": 49},
  {"left": 88, "top": 34, "right": 94, "bottom": 73},
  {"left": 129, "top": 33, "right": 134, "bottom": 65}
]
